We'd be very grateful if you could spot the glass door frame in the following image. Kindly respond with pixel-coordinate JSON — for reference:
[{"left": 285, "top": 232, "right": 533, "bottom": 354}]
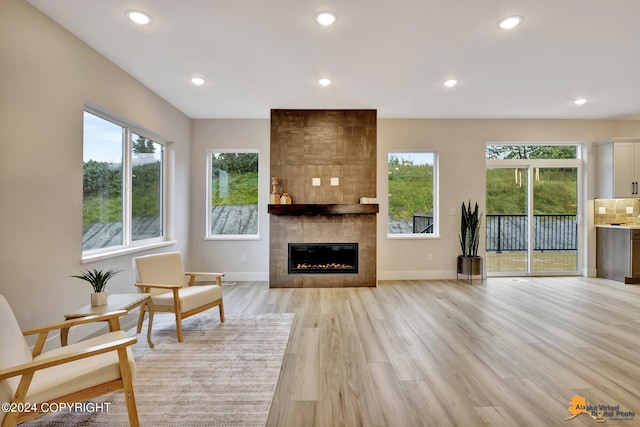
[{"left": 486, "top": 158, "right": 583, "bottom": 276}]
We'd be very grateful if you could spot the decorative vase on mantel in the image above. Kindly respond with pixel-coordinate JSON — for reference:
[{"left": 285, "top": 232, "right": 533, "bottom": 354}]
[
  {"left": 280, "top": 193, "right": 292, "bottom": 204},
  {"left": 90, "top": 291, "right": 108, "bottom": 307},
  {"left": 270, "top": 176, "right": 281, "bottom": 204}
]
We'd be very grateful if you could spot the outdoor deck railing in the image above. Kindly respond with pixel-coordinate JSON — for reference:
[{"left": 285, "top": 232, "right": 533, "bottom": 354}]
[
  {"left": 413, "top": 214, "right": 434, "bottom": 234},
  {"left": 412, "top": 213, "right": 577, "bottom": 252},
  {"left": 485, "top": 214, "right": 577, "bottom": 252}
]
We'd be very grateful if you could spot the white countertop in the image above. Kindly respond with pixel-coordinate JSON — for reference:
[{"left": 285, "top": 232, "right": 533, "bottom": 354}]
[{"left": 595, "top": 224, "right": 640, "bottom": 229}]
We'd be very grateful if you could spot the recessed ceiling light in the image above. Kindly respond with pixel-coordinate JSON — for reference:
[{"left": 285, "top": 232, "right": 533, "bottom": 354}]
[
  {"left": 315, "top": 11, "right": 337, "bottom": 26},
  {"left": 574, "top": 98, "right": 588, "bottom": 105},
  {"left": 127, "top": 10, "right": 151, "bottom": 25},
  {"left": 191, "top": 77, "right": 206, "bottom": 86},
  {"left": 498, "top": 15, "right": 522, "bottom": 30},
  {"left": 443, "top": 79, "right": 458, "bottom": 88},
  {"left": 318, "top": 78, "right": 332, "bottom": 86}
]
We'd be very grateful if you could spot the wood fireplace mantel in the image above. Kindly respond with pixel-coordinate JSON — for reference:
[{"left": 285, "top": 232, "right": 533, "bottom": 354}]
[{"left": 268, "top": 204, "right": 379, "bottom": 215}]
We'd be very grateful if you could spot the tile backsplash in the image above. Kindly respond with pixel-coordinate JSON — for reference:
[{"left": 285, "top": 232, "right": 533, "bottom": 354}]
[{"left": 594, "top": 198, "right": 640, "bottom": 224}]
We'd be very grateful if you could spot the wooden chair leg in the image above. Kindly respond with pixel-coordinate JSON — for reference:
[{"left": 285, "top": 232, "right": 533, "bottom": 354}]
[
  {"left": 175, "top": 312, "right": 183, "bottom": 342},
  {"left": 172, "top": 288, "right": 183, "bottom": 342},
  {"left": 136, "top": 304, "right": 146, "bottom": 334},
  {"left": 117, "top": 348, "right": 139, "bottom": 427},
  {"left": 219, "top": 300, "right": 225, "bottom": 323}
]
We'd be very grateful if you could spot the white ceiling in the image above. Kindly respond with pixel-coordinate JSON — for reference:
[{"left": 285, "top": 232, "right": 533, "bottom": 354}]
[{"left": 27, "top": 0, "right": 640, "bottom": 120}]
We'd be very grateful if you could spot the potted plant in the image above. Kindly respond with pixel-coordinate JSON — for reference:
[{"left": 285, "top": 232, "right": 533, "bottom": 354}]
[
  {"left": 71, "top": 268, "right": 120, "bottom": 306},
  {"left": 457, "top": 200, "right": 483, "bottom": 283}
]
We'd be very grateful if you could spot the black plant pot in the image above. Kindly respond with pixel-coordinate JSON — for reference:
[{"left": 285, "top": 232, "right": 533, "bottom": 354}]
[{"left": 457, "top": 255, "right": 483, "bottom": 284}]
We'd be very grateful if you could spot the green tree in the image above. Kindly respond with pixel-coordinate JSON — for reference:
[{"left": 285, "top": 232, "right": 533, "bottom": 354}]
[
  {"left": 211, "top": 153, "right": 258, "bottom": 175},
  {"left": 133, "top": 136, "right": 156, "bottom": 154},
  {"left": 486, "top": 145, "right": 576, "bottom": 160},
  {"left": 82, "top": 160, "right": 121, "bottom": 199}
]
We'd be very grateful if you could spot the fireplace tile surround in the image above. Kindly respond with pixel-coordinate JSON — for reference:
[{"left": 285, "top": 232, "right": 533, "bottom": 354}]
[{"left": 269, "top": 109, "right": 377, "bottom": 288}]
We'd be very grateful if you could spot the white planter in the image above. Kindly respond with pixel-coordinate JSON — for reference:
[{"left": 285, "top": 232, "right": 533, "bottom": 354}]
[{"left": 91, "top": 291, "right": 108, "bottom": 307}]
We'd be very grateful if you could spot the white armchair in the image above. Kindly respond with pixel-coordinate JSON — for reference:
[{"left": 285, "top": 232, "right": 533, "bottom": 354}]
[
  {"left": 132, "top": 252, "right": 225, "bottom": 342},
  {"left": 0, "top": 294, "right": 139, "bottom": 427}
]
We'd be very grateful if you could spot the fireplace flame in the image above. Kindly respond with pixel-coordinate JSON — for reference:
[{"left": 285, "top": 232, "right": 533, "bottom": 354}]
[{"left": 296, "top": 263, "right": 354, "bottom": 270}]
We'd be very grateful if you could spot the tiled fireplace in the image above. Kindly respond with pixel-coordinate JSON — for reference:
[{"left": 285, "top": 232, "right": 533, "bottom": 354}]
[
  {"left": 269, "top": 109, "right": 377, "bottom": 288},
  {"left": 288, "top": 243, "right": 359, "bottom": 274}
]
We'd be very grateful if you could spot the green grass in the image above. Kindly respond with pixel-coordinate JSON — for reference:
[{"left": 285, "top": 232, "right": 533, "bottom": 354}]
[
  {"left": 83, "top": 197, "right": 122, "bottom": 227},
  {"left": 486, "top": 168, "right": 577, "bottom": 214},
  {"left": 211, "top": 172, "right": 259, "bottom": 206},
  {"left": 388, "top": 163, "right": 433, "bottom": 220}
]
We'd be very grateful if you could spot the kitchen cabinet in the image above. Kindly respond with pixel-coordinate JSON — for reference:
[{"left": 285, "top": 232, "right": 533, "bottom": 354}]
[
  {"left": 596, "top": 138, "right": 640, "bottom": 198},
  {"left": 596, "top": 226, "right": 640, "bottom": 284}
]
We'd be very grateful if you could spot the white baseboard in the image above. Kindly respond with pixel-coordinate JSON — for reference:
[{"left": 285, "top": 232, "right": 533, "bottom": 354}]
[
  {"left": 208, "top": 271, "right": 269, "bottom": 282},
  {"left": 377, "top": 270, "right": 458, "bottom": 281}
]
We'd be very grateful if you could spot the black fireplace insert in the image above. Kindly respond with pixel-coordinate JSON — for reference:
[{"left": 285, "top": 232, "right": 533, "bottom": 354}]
[{"left": 288, "top": 243, "right": 358, "bottom": 274}]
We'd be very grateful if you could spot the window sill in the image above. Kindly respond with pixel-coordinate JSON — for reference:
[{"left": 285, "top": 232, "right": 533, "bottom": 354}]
[
  {"left": 81, "top": 240, "right": 177, "bottom": 263},
  {"left": 386, "top": 234, "right": 441, "bottom": 240},
  {"left": 204, "top": 235, "right": 262, "bottom": 241}
]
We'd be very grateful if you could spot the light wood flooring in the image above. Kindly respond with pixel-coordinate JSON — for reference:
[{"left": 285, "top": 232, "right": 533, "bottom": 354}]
[{"left": 221, "top": 278, "right": 640, "bottom": 427}]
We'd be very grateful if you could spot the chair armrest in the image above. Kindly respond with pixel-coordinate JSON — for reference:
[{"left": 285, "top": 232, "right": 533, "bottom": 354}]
[
  {"left": 0, "top": 336, "right": 137, "bottom": 381},
  {"left": 184, "top": 272, "right": 224, "bottom": 286},
  {"left": 135, "top": 282, "right": 182, "bottom": 290},
  {"left": 22, "top": 310, "right": 129, "bottom": 336},
  {"left": 185, "top": 272, "right": 225, "bottom": 277}
]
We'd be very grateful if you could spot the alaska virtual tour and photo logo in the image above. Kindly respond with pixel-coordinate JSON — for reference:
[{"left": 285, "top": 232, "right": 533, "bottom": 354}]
[{"left": 565, "top": 396, "right": 636, "bottom": 423}]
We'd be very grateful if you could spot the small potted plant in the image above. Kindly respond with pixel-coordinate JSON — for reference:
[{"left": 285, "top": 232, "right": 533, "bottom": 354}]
[
  {"left": 457, "top": 200, "right": 483, "bottom": 283},
  {"left": 71, "top": 268, "right": 120, "bottom": 306}
]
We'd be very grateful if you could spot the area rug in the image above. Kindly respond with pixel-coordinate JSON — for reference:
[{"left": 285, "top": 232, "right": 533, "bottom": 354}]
[{"left": 21, "top": 312, "right": 294, "bottom": 427}]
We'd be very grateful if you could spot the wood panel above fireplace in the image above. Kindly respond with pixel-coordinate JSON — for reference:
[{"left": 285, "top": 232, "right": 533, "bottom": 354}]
[{"left": 269, "top": 109, "right": 377, "bottom": 288}]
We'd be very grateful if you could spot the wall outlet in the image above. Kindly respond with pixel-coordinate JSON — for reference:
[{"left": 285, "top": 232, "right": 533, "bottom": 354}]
[
  {"left": 312, "top": 178, "right": 321, "bottom": 186},
  {"left": 627, "top": 206, "right": 634, "bottom": 214},
  {"left": 598, "top": 207, "right": 606, "bottom": 214},
  {"left": 241, "top": 254, "right": 247, "bottom": 263},
  {"left": 449, "top": 207, "right": 457, "bottom": 216},
  {"left": 427, "top": 254, "right": 433, "bottom": 261},
  {"left": 331, "top": 177, "right": 339, "bottom": 186}
]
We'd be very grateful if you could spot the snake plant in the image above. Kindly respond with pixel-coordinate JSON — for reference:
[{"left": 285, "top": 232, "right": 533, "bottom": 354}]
[{"left": 459, "top": 200, "right": 483, "bottom": 257}]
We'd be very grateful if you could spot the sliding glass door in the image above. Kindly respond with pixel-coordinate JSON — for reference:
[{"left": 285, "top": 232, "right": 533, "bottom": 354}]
[
  {"left": 531, "top": 167, "right": 578, "bottom": 272},
  {"left": 486, "top": 167, "right": 529, "bottom": 274},
  {"left": 486, "top": 145, "right": 581, "bottom": 276}
]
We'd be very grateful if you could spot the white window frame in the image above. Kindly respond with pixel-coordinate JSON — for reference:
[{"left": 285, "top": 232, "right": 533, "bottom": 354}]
[
  {"left": 205, "top": 149, "right": 260, "bottom": 240},
  {"left": 387, "top": 150, "right": 440, "bottom": 239},
  {"left": 82, "top": 105, "right": 171, "bottom": 262}
]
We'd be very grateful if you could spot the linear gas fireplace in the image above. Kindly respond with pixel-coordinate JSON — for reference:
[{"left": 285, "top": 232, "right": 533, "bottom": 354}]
[{"left": 288, "top": 243, "right": 358, "bottom": 274}]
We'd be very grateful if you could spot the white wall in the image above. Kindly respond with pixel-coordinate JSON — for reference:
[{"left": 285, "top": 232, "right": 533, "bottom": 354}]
[
  {"left": 0, "top": 0, "right": 191, "bottom": 334},
  {"left": 189, "top": 120, "right": 270, "bottom": 280},
  {"left": 189, "top": 118, "right": 640, "bottom": 282}
]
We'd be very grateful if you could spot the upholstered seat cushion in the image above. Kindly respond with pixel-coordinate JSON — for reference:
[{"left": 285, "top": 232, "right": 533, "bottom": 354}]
[
  {"left": 17, "top": 331, "right": 135, "bottom": 404},
  {"left": 152, "top": 285, "right": 222, "bottom": 312}
]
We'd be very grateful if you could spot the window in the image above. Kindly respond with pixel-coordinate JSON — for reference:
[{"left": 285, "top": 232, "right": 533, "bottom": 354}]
[
  {"left": 206, "top": 150, "right": 259, "bottom": 239},
  {"left": 387, "top": 151, "right": 438, "bottom": 236},
  {"left": 82, "top": 109, "right": 165, "bottom": 256}
]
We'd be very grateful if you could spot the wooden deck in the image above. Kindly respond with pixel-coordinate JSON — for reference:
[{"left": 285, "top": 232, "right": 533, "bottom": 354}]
[{"left": 486, "top": 250, "right": 577, "bottom": 273}]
